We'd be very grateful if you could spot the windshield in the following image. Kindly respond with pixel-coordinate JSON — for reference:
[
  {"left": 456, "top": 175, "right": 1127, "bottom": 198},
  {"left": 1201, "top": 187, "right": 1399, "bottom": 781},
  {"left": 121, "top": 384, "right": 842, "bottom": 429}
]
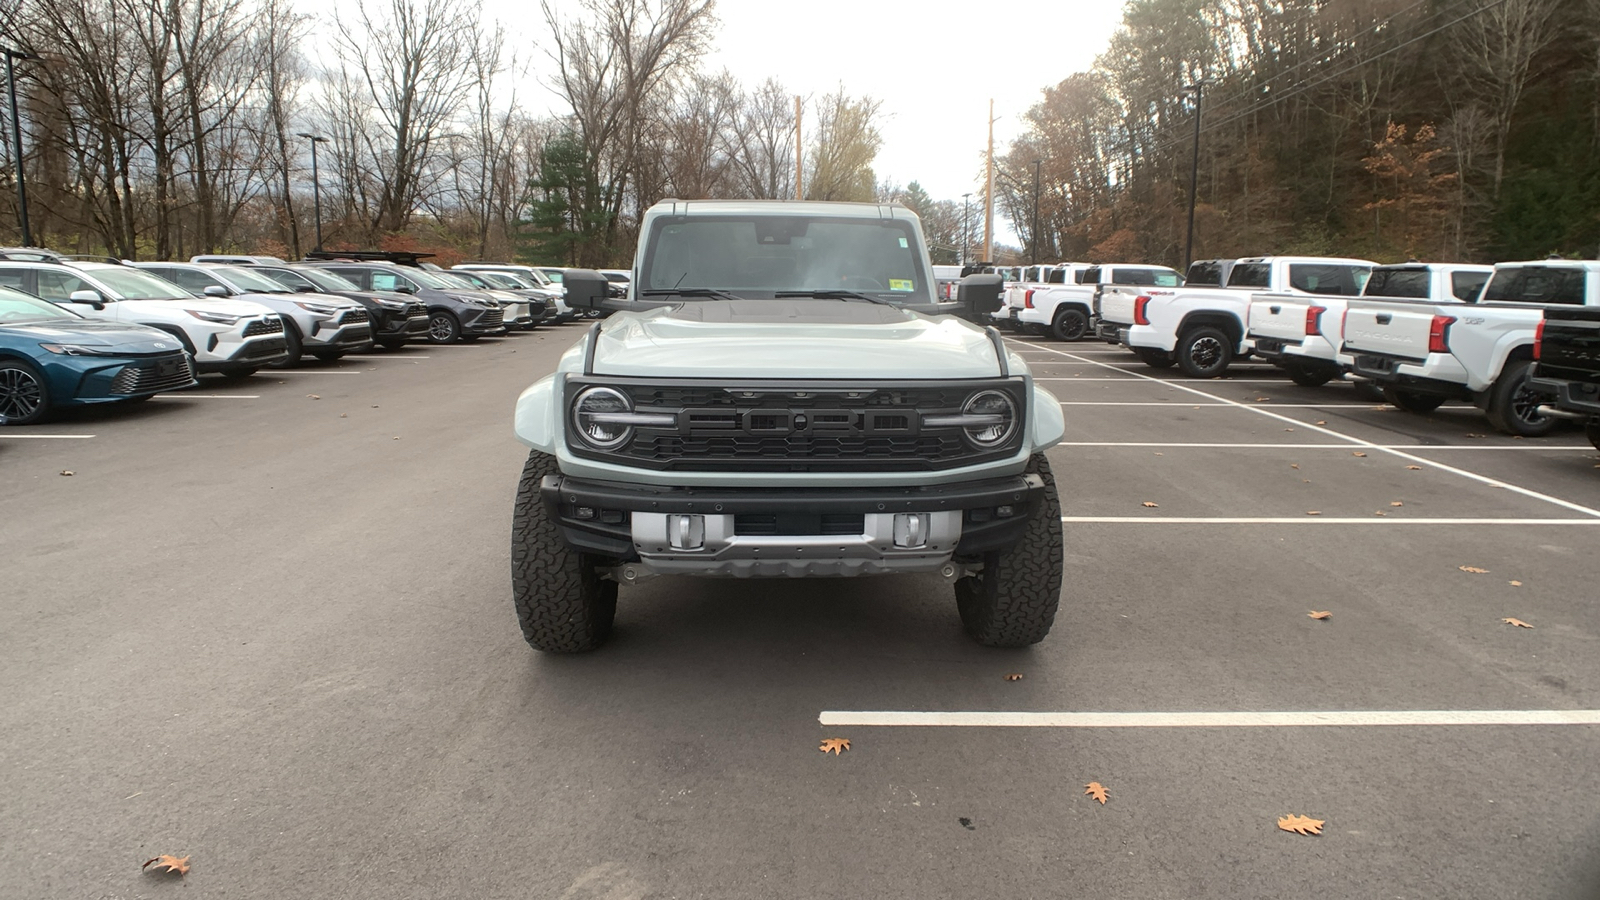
[
  {"left": 639, "top": 216, "right": 930, "bottom": 300},
  {"left": 0, "top": 286, "right": 80, "bottom": 323},
  {"left": 257, "top": 268, "right": 318, "bottom": 292},
  {"left": 216, "top": 266, "right": 289, "bottom": 293},
  {"left": 431, "top": 271, "right": 481, "bottom": 290},
  {"left": 1481, "top": 266, "right": 1588, "bottom": 305},
  {"left": 539, "top": 269, "right": 564, "bottom": 284},
  {"left": 1364, "top": 268, "right": 1431, "bottom": 299},
  {"left": 295, "top": 267, "right": 361, "bottom": 292},
  {"left": 478, "top": 271, "right": 527, "bottom": 289},
  {"left": 404, "top": 268, "right": 455, "bottom": 290},
  {"left": 90, "top": 268, "right": 193, "bottom": 301},
  {"left": 602, "top": 272, "right": 629, "bottom": 283}
]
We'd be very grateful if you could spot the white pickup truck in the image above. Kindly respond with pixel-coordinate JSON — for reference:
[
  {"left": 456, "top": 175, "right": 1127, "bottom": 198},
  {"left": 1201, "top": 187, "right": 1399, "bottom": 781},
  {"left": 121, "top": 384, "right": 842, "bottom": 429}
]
[
  {"left": 994, "top": 264, "right": 1079, "bottom": 331},
  {"left": 1248, "top": 262, "right": 1489, "bottom": 387},
  {"left": 1343, "top": 259, "right": 1600, "bottom": 435},
  {"left": 1097, "top": 256, "right": 1374, "bottom": 378},
  {"left": 1021, "top": 263, "right": 1181, "bottom": 342}
]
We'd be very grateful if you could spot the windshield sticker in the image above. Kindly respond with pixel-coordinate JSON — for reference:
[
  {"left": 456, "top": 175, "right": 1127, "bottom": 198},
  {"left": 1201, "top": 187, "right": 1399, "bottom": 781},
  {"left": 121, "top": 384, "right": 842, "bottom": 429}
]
[
  {"left": 889, "top": 279, "right": 914, "bottom": 292},
  {"left": 898, "top": 237, "right": 908, "bottom": 248}
]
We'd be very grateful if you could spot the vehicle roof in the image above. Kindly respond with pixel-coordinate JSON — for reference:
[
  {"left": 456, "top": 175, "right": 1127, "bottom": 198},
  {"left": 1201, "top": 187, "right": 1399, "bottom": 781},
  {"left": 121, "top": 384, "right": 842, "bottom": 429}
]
[
  {"left": 644, "top": 198, "right": 920, "bottom": 221},
  {"left": 1371, "top": 262, "right": 1493, "bottom": 271},
  {"left": 1232, "top": 256, "right": 1375, "bottom": 266},
  {"left": 1492, "top": 259, "right": 1600, "bottom": 271},
  {"left": 0, "top": 259, "right": 123, "bottom": 272}
]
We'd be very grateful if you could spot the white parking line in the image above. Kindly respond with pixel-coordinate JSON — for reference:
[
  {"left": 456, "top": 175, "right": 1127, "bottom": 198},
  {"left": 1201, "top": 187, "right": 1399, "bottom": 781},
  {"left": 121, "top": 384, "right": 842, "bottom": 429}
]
[
  {"left": 357, "top": 355, "right": 431, "bottom": 360},
  {"left": 819, "top": 709, "right": 1600, "bottom": 728},
  {"left": 1039, "top": 377, "right": 1294, "bottom": 383},
  {"left": 0, "top": 433, "right": 96, "bottom": 439},
  {"left": 1052, "top": 441, "right": 1591, "bottom": 450},
  {"left": 1059, "top": 516, "right": 1599, "bottom": 525},
  {"left": 1013, "top": 339, "right": 1600, "bottom": 519},
  {"left": 157, "top": 394, "right": 261, "bottom": 399},
  {"left": 1056, "top": 401, "right": 1475, "bottom": 409},
  {"left": 268, "top": 371, "right": 363, "bottom": 375}
]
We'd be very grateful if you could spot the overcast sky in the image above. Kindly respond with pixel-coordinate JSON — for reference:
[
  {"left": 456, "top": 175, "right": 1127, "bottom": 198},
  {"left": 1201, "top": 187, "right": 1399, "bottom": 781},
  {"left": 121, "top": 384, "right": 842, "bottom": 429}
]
[{"left": 307, "top": 0, "right": 1125, "bottom": 205}]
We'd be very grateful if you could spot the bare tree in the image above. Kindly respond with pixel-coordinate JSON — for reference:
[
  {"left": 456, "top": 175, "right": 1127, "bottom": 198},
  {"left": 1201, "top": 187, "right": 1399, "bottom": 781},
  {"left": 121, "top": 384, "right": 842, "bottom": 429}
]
[
  {"left": 804, "top": 87, "right": 881, "bottom": 202},
  {"left": 728, "top": 77, "right": 794, "bottom": 199},
  {"left": 1447, "top": 0, "right": 1560, "bottom": 198},
  {"left": 255, "top": 0, "right": 309, "bottom": 256}
]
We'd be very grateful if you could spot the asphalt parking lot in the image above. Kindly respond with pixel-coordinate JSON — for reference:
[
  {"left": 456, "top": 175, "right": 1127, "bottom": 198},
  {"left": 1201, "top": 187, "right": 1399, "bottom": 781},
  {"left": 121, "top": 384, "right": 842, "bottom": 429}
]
[{"left": 4, "top": 326, "right": 1599, "bottom": 899}]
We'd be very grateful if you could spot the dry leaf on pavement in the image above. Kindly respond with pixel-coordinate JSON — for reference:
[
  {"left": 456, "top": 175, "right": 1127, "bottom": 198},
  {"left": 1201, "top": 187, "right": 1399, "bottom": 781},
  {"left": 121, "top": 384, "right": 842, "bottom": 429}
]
[
  {"left": 1406, "top": 465, "right": 1422, "bottom": 470},
  {"left": 1141, "top": 501, "right": 1159, "bottom": 508},
  {"left": 1390, "top": 501, "right": 1404, "bottom": 507},
  {"left": 59, "top": 470, "right": 73, "bottom": 476},
  {"left": 1509, "top": 580, "right": 1523, "bottom": 587},
  {"left": 307, "top": 394, "right": 320, "bottom": 400},
  {"left": 1085, "top": 782, "right": 1109, "bottom": 805},
  {"left": 1306, "top": 510, "right": 1322, "bottom": 516},
  {"left": 1502, "top": 618, "right": 1533, "bottom": 628},
  {"left": 1005, "top": 674, "right": 1023, "bottom": 681},
  {"left": 1309, "top": 611, "right": 1331, "bottom": 620},
  {"left": 1352, "top": 451, "right": 1368, "bottom": 457},
  {"left": 1314, "top": 420, "right": 1327, "bottom": 425},
  {"left": 1255, "top": 396, "right": 1270, "bottom": 402},
  {"left": 1277, "top": 815, "right": 1324, "bottom": 836},
  {"left": 1459, "top": 566, "right": 1489, "bottom": 574},
  {"left": 142, "top": 856, "right": 191, "bottom": 877},
  {"left": 819, "top": 738, "right": 851, "bottom": 755},
  {"left": 1290, "top": 463, "right": 1300, "bottom": 469}
]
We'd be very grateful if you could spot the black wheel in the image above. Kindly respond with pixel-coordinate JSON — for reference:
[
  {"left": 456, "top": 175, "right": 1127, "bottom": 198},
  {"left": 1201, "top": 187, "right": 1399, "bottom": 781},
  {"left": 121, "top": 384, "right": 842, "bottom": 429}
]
[
  {"left": 1134, "top": 347, "right": 1175, "bottom": 369},
  {"left": 1286, "top": 366, "right": 1334, "bottom": 387},
  {"left": 377, "top": 338, "right": 408, "bottom": 350},
  {"left": 311, "top": 350, "right": 345, "bottom": 363},
  {"left": 1382, "top": 387, "right": 1446, "bottom": 414},
  {"left": 1176, "top": 326, "right": 1233, "bottom": 378},
  {"left": 954, "top": 453, "right": 1063, "bottom": 648},
  {"left": 1586, "top": 417, "right": 1600, "bottom": 452},
  {"left": 511, "top": 451, "right": 618, "bottom": 652},
  {"left": 0, "top": 359, "right": 50, "bottom": 425},
  {"left": 268, "top": 321, "right": 302, "bottom": 368},
  {"left": 1485, "top": 359, "right": 1555, "bottom": 437},
  {"left": 219, "top": 366, "right": 258, "bottom": 379},
  {"left": 1050, "top": 307, "right": 1090, "bottom": 342},
  {"left": 427, "top": 310, "right": 462, "bottom": 343}
]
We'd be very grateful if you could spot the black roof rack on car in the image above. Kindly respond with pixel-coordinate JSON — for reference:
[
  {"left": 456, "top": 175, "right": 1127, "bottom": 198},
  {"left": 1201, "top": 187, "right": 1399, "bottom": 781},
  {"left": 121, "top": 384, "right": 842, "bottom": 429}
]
[{"left": 303, "top": 250, "right": 435, "bottom": 267}]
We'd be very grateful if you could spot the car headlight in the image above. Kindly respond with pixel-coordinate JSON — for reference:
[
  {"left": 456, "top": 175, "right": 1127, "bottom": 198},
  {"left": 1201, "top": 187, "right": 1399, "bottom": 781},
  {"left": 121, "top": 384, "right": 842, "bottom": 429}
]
[
  {"left": 924, "top": 390, "right": 1017, "bottom": 448},
  {"left": 571, "top": 386, "right": 676, "bottom": 450},
  {"left": 294, "top": 301, "right": 342, "bottom": 316},
  {"left": 39, "top": 342, "right": 113, "bottom": 356},
  {"left": 186, "top": 309, "right": 243, "bottom": 325}
]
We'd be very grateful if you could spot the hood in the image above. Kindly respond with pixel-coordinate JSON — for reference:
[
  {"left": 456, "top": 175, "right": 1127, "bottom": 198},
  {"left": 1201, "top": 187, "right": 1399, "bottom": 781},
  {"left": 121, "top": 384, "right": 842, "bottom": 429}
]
[
  {"left": 156, "top": 296, "right": 277, "bottom": 317},
  {"left": 4, "top": 318, "right": 185, "bottom": 353},
  {"left": 588, "top": 300, "right": 1009, "bottom": 379}
]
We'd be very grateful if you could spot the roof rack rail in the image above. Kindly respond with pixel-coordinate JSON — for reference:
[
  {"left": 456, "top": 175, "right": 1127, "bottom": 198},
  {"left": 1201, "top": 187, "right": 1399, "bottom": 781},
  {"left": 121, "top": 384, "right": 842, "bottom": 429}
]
[{"left": 303, "top": 249, "right": 435, "bottom": 266}]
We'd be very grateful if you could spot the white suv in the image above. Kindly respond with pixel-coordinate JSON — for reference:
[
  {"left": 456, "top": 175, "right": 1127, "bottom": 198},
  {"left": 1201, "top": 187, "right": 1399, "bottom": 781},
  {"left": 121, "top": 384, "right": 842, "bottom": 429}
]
[{"left": 0, "top": 261, "right": 288, "bottom": 376}]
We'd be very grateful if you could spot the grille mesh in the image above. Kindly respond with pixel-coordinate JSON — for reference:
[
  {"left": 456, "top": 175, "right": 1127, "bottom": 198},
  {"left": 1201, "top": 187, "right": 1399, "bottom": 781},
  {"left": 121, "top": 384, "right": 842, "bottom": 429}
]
[
  {"left": 242, "top": 317, "right": 284, "bottom": 336},
  {"left": 109, "top": 354, "right": 193, "bottom": 395}
]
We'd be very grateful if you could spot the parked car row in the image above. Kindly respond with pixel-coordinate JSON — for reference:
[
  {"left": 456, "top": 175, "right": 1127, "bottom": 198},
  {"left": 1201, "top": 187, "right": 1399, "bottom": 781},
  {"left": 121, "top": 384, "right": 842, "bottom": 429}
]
[
  {"left": 983, "top": 254, "right": 1600, "bottom": 447},
  {"left": 0, "top": 249, "right": 590, "bottom": 425}
]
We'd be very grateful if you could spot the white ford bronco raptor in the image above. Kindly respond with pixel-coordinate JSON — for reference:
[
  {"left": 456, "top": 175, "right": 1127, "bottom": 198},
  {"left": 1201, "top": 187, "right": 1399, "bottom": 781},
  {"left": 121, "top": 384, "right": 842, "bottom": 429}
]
[{"left": 510, "top": 200, "right": 1065, "bottom": 652}]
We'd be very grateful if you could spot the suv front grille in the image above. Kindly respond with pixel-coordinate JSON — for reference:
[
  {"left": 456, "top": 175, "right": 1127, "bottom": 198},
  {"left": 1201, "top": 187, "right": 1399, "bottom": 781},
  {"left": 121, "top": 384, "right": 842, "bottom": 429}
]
[
  {"left": 567, "top": 379, "right": 1026, "bottom": 472},
  {"left": 109, "top": 353, "right": 194, "bottom": 395},
  {"left": 337, "top": 308, "right": 369, "bottom": 325},
  {"left": 243, "top": 317, "right": 284, "bottom": 336},
  {"left": 480, "top": 307, "right": 504, "bottom": 328}
]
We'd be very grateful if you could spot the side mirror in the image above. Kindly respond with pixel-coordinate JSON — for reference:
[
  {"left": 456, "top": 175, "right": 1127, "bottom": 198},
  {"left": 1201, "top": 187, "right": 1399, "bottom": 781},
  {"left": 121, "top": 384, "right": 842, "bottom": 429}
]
[
  {"left": 203, "top": 285, "right": 230, "bottom": 297},
  {"left": 68, "top": 289, "right": 106, "bottom": 309},
  {"left": 561, "top": 269, "right": 609, "bottom": 309},
  {"left": 955, "top": 274, "right": 1004, "bottom": 323}
]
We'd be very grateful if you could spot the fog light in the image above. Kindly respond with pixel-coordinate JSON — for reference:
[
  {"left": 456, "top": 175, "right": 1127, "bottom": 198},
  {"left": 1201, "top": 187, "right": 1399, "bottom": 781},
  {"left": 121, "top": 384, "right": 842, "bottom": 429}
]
[
  {"left": 574, "top": 507, "right": 597, "bottom": 520},
  {"left": 893, "top": 513, "right": 930, "bottom": 548},
  {"left": 996, "top": 505, "right": 1015, "bottom": 518},
  {"left": 668, "top": 514, "right": 705, "bottom": 550}
]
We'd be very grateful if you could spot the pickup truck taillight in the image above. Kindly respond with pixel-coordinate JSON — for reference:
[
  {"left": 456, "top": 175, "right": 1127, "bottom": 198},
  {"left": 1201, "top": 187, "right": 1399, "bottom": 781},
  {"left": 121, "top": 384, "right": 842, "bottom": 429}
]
[
  {"left": 1428, "top": 315, "right": 1456, "bottom": 354},
  {"left": 1533, "top": 319, "right": 1545, "bottom": 360},
  {"left": 1133, "top": 295, "right": 1152, "bottom": 326},
  {"left": 1305, "top": 306, "right": 1327, "bottom": 336},
  {"left": 1024, "top": 289, "right": 1035, "bottom": 309}
]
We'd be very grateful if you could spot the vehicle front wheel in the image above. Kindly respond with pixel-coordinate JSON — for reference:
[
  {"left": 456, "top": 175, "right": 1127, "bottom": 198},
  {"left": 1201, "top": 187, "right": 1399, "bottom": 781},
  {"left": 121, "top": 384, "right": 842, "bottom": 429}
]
[
  {"left": 1175, "top": 326, "right": 1233, "bottom": 378},
  {"left": 0, "top": 359, "right": 50, "bottom": 425},
  {"left": 1485, "top": 359, "right": 1555, "bottom": 437},
  {"left": 954, "top": 453, "right": 1063, "bottom": 648},
  {"left": 1134, "top": 347, "right": 1175, "bottom": 369},
  {"left": 377, "top": 337, "right": 408, "bottom": 350},
  {"left": 427, "top": 311, "right": 462, "bottom": 343},
  {"left": 1286, "top": 366, "right": 1334, "bottom": 387},
  {"left": 511, "top": 451, "right": 618, "bottom": 652},
  {"left": 1383, "top": 387, "right": 1446, "bottom": 414},
  {"left": 311, "top": 350, "right": 345, "bottom": 363},
  {"left": 1051, "top": 308, "right": 1089, "bottom": 342},
  {"left": 269, "top": 321, "right": 302, "bottom": 368},
  {"left": 219, "top": 366, "right": 258, "bottom": 379}
]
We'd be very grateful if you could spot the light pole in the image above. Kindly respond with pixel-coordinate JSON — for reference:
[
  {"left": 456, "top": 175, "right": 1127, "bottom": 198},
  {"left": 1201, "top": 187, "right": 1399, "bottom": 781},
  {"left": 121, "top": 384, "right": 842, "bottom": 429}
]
[
  {"left": 297, "top": 132, "right": 330, "bottom": 251},
  {"left": 1181, "top": 80, "right": 1208, "bottom": 269},
  {"left": 3, "top": 47, "right": 41, "bottom": 248},
  {"left": 1031, "top": 159, "right": 1042, "bottom": 265},
  {"left": 961, "top": 192, "right": 972, "bottom": 267}
]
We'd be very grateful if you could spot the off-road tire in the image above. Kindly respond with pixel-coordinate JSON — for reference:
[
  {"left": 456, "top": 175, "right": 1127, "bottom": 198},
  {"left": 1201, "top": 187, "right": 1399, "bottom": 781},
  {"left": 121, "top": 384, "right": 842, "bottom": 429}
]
[
  {"left": 1134, "top": 347, "right": 1175, "bottom": 369},
  {"left": 1586, "top": 417, "right": 1600, "bottom": 452},
  {"left": 1175, "top": 326, "right": 1233, "bottom": 378},
  {"left": 427, "top": 310, "right": 462, "bottom": 344},
  {"left": 511, "top": 451, "right": 617, "bottom": 652},
  {"left": 219, "top": 366, "right": 258, "bottom": 379},
  {"left": 311, "top": 350, "right": 345, "bottom": 363},
  {"left": 1484, "top": 359, "right": 1555, "bottom": 437},
  {"left": 1286, "top": 366, "right": 1333, "bottom": 387},
  {"left": 377, "top": 337, "right": 409, "bottom": 350},
  {"left": 1383, "top": 387, "right": 1446, "bottom": 414},
  {"left": 1051, "top": 307, "right": 1090, "bottom": 342},
  {"left": 0, "top": 359, "right": 50, "bottom": 425},
  {"left": 269, "top": 321, "right": 302, "bottom": 368},
  {"left": 954, "top": 453, "right": 1064, "bottom": 648}
]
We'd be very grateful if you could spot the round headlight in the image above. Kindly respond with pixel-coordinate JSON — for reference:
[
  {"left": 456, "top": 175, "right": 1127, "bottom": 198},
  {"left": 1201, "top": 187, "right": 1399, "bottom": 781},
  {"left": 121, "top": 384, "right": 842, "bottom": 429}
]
[
  {"left": 572, "top": 386, "right": 634, "bottom": 450},
  {"left": 962, "top": 390, "right": 1017, "bottom": 447}
]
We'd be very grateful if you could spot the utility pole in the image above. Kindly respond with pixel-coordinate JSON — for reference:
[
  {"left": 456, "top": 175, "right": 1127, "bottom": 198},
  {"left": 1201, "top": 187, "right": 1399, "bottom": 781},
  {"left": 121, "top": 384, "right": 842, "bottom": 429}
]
[
  {"left": 794, "top": 96, "right": 803, "bottom": 201},
  {"left": 961, "top": 193, "right": 971, "bottom": 266},
  {"left": 1031, "top": 159, "right": 1042, "bottom": 265},
  {"left": 983, "top": 99, "right": 995, "bottom": 263},
  {"left": 3, "top": 47, "right": 41, "bottom": 248},
  {"left": 297, "top": 132, "right": 330, "bottom": 252},
  {"left": 1182, "top": 80, "right": 1208, "bottom": 269}
]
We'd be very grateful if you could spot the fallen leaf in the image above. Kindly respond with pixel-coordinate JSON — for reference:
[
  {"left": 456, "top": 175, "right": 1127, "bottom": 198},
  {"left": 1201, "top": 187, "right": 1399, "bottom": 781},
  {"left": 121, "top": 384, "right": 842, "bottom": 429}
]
[
  {"left": 142, "top": 856, "right": 190, "bottom": 877},
  {"left": 1390, "top": 501, "right": 1404, "bottom": 507},
  {"left": 1406, "top": 465, "right": 1422, "bottom": 470},
  {"left": 819, "top": 738, "right": 851, "bottom": 755},
  {"left": 1290, "top": 463, "right": 1300, "bottom": 469},
  {"left": 1309, "top": 610, "right": 1331, "bottom": 620},
  {"left": 1255, "top": 396, "right": 1270, "bottom": 402},
  {"left": 60, "top": 470, "right": 74, "bottom": 476},
  {"left": 1306, "top": 510, "right": 1322, "bottom": 516},
  {"left": 1374, "top": 511, "right": 1387, "bottom": 516},
  {"left": 339, "top": 413, "right": 347, "bottom": 418},
  {"left": 1153, "top": 452, "right": 1163, "bottom": 456},
  {"left": 1466, "top": 433, "right": 1485, "bottom": 438},
  {"left": 1314, "top": 420, "right": 1327, "bottom": 426},
  {"left": 1005, "top": 674, "right": 1023, "bottom": 681},
  {"left": 371, "top": 405, "right": 379, "bottom": 408},
  {"left": 307, "top": 394, "right": 320, "bottom": 400},
  {"left": 1502, "top": 617, "right": 1533, "bottom": 628},
  {"left": 1352, "top": 451, "right": 1367, "bottom": 457},
  {"left": 1085, "top": 782, "right": 1109, "bottom": 805},
  {"left": 1141, "top": 501, "right": 1159, "bottom": 508},
  {"left": 1284, "top": 428, "right": 1294, "bottom": 432},
  {"left": 1459, "top": 566, "right": 1489, "bottom": 574},
  {"left": 1278, "top": 815, "right": 1324, "bottom": 836},
  {"left": 392, "top": 436, "right": 400, "bottom": 440},
  {"left": 1509, "top": 580, "right": 1523, "bottom": 587}
]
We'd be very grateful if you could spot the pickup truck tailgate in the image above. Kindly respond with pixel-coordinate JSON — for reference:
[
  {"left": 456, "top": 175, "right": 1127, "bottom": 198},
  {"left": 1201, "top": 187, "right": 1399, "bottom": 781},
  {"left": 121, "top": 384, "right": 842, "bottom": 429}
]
[
  {"left": 1342, "top": 301, "right": 1440, "bottom": 360},
  {"left": 1539, "top": 311, "right": 1600, "bottom": 380},
  {"left": 1099, "top": 289, "right": 1138, "bottom": 325},
  {"left": 1247, "top": 295, "right": 1314, "bottom": 341}
]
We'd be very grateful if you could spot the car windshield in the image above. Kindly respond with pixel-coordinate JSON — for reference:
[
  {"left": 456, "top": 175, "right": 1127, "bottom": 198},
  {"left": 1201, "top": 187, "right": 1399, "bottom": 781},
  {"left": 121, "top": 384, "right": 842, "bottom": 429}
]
[
  {"left": 539, "top": 269, "right": 564, "bottom": 284},
  {"left": 216, "top": 266, "right": 290, "bottom": 293},
  {"left": 257, "top": 268, "right": 318, "bottom": 291},
  {"left": 478, "top": 272, "right": 526, "bottom": 289},
  {"left": 294, "top": 267, "right": 361, "bottom": 292},
  {"left": 403, "top": 268, "right": 455, "bottom": 290},
  {"left": 1364, "top": 268, "right": 1431, "bottom": 298},
  {"left": 0, "top": 286, "right": 81, "bottom": 323},
  {"left": 602, "top": 272, "right": 629, "bottom": 283},
  {"left": 89, "top": 267, "right": 193, "bottom": 301},
  {"left": 430, "top": 271, "right": 480, "bottom": 290},
  {"left": 639, "top": 215, "right": 930, "bottom": 300}
]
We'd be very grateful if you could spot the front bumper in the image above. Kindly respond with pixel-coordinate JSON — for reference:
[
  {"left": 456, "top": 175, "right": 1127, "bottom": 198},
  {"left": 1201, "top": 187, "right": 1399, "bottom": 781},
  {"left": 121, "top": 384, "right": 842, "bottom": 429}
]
[
  {"left": 1528, "top": 376, "right": 1600, "bottom": 417},
  {"left": 462, "top": 306, "right": 507, "bottom": 335},
  {"left": 46, "top": 351, "right": 197, "bottom": 405},
  {"left": 199, "top": 333, "right": 289, "bottom": 371},
  {"left": 304, "top": 319, "right": 373, "bottom": 351},
  {"left": 540, "top": 471, "right": 1045, "bottom": 578}
]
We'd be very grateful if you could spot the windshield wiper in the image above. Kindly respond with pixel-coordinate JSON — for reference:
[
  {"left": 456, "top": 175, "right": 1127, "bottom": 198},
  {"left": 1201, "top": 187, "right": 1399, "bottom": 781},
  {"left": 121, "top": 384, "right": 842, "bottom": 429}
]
[
  {"left": 774, "top": 289, "right": 896, "bottom": 306},
  {"left": 640, "top": 288, "right": 743, "bottom": 301}
]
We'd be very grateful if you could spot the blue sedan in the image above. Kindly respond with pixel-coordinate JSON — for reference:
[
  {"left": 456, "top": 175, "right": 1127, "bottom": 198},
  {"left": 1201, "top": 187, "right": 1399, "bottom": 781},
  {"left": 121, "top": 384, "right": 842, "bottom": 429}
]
[{"left": 0, "top": 286, "right": 198, "bottom": 425}]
